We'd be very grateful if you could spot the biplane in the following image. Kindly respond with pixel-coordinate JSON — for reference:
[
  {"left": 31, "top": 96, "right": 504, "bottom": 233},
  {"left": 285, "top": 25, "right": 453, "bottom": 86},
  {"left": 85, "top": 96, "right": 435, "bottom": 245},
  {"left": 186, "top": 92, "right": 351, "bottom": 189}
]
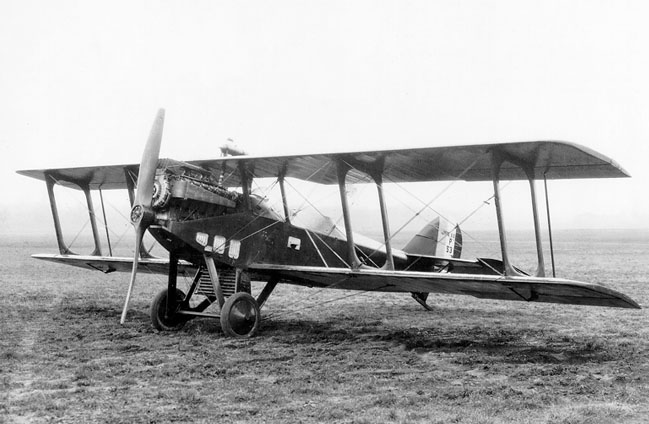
[{"left": 17, "top": 109, "right": 640, "bottom": 338}]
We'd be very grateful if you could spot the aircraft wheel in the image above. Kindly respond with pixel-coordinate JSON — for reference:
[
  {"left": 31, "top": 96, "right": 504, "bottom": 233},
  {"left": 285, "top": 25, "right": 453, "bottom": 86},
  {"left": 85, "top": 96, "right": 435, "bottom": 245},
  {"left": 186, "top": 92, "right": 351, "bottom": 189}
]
[
  {"left": 220, "top": 292, "right": 260, "bottom": 338},
  {"left": 150, "top": 288, "right": 188, "bottom": 331}
]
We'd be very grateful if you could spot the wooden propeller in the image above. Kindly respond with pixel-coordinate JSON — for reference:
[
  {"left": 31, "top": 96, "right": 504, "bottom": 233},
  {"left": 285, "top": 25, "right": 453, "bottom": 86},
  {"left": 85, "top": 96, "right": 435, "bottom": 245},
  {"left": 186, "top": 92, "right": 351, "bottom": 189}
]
[{"left": 120, "top": 108, "right": 165, "bottom": 324}]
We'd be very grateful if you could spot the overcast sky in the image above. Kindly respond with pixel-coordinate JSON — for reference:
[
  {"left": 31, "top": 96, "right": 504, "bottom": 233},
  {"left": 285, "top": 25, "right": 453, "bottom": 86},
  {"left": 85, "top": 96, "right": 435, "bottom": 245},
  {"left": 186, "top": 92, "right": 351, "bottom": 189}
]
[{"left": 2, "top": 0, "right": 648, "bottom": 240}]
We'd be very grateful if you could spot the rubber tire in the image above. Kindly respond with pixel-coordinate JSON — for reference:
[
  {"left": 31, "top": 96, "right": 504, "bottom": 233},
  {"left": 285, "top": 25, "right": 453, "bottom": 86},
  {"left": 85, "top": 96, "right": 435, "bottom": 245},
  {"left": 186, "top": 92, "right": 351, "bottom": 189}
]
[
  {"left": 220, "top": 292, "right": 260, "bottom": 338},
  {"left": 150, "top": 288, "right": 188, "bottom": 331}
]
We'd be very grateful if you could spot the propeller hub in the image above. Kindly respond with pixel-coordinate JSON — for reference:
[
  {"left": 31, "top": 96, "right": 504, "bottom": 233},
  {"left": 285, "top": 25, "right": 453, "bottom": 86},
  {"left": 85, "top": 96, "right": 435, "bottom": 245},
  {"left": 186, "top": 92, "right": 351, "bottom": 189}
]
[{"left": 130, "top": 204, "right": 154, "bottom": 227}]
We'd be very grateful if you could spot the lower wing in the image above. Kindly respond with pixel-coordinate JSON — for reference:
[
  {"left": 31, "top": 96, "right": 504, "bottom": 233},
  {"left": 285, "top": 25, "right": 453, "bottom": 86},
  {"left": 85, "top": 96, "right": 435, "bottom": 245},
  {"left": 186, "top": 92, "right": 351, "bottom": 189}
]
[
  {"left": 30, "top": 255, "right": 640, "bottom": 309},
  {"left": 249, "top": 264, "right": 641, "bottom": 309},
  {"left": 31, "top": 253, "right": 194, "bottom": 275}
]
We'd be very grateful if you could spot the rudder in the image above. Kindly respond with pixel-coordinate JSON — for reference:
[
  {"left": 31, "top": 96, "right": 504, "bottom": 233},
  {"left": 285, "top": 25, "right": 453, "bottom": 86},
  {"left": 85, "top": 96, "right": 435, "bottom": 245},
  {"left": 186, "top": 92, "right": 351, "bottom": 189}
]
[{"left": 402, "top": 217, "right": 462, "bottom": 259}]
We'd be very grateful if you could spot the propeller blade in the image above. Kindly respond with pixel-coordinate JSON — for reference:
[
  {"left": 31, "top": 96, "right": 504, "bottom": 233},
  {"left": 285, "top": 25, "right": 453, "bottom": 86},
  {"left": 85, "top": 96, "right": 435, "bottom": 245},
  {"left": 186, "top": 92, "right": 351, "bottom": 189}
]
[
  {"left": 121, "top": 108, "right": 165, "bottom": 324},
  {"left": 120, "top": 225, "right": 144, "bottom": 324},
  {"left": 136, "top": 108, "right": 165, "bottom": 207}
]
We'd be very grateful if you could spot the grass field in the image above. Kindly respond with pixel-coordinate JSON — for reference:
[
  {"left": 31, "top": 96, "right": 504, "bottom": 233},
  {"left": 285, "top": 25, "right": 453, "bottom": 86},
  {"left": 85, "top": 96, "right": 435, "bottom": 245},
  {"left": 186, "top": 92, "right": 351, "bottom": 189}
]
[{"left": 1, "top": 231, "right": 649, "bottom": 423}]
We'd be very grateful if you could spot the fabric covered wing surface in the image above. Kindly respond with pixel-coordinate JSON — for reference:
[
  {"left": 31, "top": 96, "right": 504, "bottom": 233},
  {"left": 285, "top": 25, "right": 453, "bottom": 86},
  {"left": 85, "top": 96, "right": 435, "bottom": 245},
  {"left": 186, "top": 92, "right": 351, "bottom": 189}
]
[
  {"left": 17, "top": 141, "right": 629, "bottom": 190},
  {"left": 31, "top": 253, "right": 194, "bottom": 275},
  {"left": 29, "top": 255, "right": 640, "bottom": 309},
  {"left": 193, "top": 141, "right": 631, "bottom": 184},
  {"left": 249, "top": 265, "right": 640, "bottom": 309}
]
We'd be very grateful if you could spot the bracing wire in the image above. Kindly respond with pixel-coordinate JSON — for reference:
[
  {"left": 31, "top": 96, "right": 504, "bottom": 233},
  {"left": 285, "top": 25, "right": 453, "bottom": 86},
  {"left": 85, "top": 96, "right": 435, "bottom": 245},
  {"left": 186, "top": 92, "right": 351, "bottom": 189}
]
[{"left": 354, "top": 157, "right": 482, "bottom": 261}]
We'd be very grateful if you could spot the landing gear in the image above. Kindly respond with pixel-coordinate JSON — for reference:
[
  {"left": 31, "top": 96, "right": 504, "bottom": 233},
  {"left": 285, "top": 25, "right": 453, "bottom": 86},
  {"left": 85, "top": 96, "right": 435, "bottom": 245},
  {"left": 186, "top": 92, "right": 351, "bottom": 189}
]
[
  {"left": 150, "top": 288, "right": 188, "bottom": 331},
  {"left": 151, "top": 251, "right": 270, "bottom": 337},
  {"left": 220, "top": 292, "right": 260, "bottom": 338}
]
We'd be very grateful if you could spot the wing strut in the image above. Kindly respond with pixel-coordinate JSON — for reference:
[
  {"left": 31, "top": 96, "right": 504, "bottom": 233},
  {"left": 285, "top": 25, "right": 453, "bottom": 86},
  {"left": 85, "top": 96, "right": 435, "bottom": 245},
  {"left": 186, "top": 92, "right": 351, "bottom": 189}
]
[
  {"left": 45, "top": 173, "right": 74, "bottom": 255},
  {"left": 491, "top": 148, "right": 546, "bottom": 277},
  {"left": 98, "top": 188, "right": 113, "bottom": 256},
  {"left": 43, "top": 174, "right": 104, "bottom": 256},
  {"left": 80, "top": 183, "right": 103, "bottom": 256},
  {"left": 278, "top": 165, "right": 291, "bottom": 224},
  {"left": 336, "top": 160, "right": 362, "bottom": 269},
  {"left": 544, "top": 173, "right": 556, "bottom": 277},
  {"left": 374, "top": 171, "right": 395, "bottom": 270}
]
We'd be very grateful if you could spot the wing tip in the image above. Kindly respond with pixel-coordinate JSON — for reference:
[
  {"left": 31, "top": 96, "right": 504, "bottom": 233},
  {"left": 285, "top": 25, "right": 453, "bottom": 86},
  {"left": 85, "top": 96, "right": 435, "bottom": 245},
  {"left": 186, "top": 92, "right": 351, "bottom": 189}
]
[{"left": 552, "top": 140, "right": 631, "bottom": 178}]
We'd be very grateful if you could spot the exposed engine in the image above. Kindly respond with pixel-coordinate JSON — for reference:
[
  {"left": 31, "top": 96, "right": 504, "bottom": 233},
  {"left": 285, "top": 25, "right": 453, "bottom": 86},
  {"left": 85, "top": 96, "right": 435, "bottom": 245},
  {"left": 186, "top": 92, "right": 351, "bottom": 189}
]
[{"left": 151, "top": 159, "right": 241, "bottom": 221}]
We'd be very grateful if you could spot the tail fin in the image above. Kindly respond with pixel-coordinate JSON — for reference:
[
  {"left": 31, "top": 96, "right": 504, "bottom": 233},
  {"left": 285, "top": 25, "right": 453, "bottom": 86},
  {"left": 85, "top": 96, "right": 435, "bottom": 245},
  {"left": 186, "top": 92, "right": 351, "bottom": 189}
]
[{"left": 402, "top": 217, "right": 462, "bottom": 259}]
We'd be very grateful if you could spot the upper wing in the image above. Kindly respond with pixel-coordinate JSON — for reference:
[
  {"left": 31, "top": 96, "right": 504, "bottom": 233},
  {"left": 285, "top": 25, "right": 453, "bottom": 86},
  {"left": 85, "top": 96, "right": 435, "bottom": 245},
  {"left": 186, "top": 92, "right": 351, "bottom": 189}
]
[
  {"left": 249, "top": 264, "right": 640, "bottom": 309},
  {"left": 17, "top": 141, "right": 629, "bottom": 190},
  {"left": 18, "top": 164, "right": 138, "bottom": 190}
]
